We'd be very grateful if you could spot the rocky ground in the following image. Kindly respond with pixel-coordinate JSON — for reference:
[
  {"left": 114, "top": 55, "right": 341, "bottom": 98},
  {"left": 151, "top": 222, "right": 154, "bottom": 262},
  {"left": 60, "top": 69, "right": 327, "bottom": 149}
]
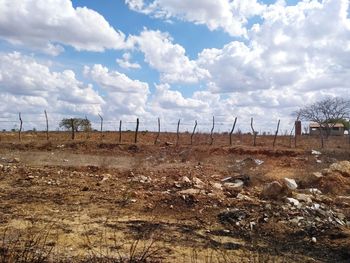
[{"left": 0, "top": 138, "right": 349, "bottom": 262}]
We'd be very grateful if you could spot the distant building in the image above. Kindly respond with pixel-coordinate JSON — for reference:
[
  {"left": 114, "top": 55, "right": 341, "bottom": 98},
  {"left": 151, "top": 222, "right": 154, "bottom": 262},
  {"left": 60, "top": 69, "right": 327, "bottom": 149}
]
[{"left": 309, "top": 122, "right": 345, "bottom": 136}]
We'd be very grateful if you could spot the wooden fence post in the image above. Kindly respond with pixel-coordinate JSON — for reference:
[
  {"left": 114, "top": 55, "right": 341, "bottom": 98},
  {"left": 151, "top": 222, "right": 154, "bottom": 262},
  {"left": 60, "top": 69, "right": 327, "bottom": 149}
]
[
  {"left": 273, "top": 119, "right": 280, "bottom": 148},
  {"left": 154, "top": 117, "right": 160, "bottom": 145},
  {"left": 134, "top": 118, "right": 139, "bottom": 143},
  {"left": 348, "top": 117, "right": 350, "bottom": 147},
  {"left": 289, "top": 124, "right": 295, "bottom": 148},
  {"left": 98, "top": 114, "right": 103, "bottom": 140},
  {"left": 210, "top": 116, "right": 215, "bottom": 145},
  {"left": 119, "top": 120, "right": 122, "bottom": 143},
  {"left": 229, "top": 117, "right": 237, "bottom": 145},
  {"left": 44, "top": 110, "right": 49, "bottom": 140},
  {"left": 85, "top": 116, "right": 90, "bottom": 140},
  {"left": 18, "top": 112, "right": 23, "bottom": 141},
  {"left": 191, "top": 120, "right": 197, "bottom": 145},
  {"left": 176, "top": 119, "right": 180, "bottom": 145},
  {"left": 251, "top": 117, "right": 256, "bottom": 146},
  {"left": 71, "top": 118, "right": 75, "bottom": 140}
]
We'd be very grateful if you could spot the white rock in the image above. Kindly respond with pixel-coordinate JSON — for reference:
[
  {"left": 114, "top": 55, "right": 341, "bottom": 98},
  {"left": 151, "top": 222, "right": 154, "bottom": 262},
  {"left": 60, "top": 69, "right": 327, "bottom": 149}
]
[
  {"left": 308, "top": 188, "right": 322, "bottom": 195},
  {"left": 211, "top": 182, "right": 223, "bottom": 190},
  {"left": 12, "top": 158, "right": 20, "bottom": 163},
  {"left": 311, "top": 150, "right": 321, "bottom": 155},
  {"left": 236, "top": 193, "right": 253, "bottom": 201},
  {"left": 284, "top": 178, "right": 298, "bottom": 190},
  {"left": 311, "top": 172, "right": 323, "bottom": 182},
  {"left": 311, "top": 237, "right": 317, "bottom": 243},
  {"left": 286, "top": 197, "right": 300, "bottom": 206},
  {"left": 178, "top": 188, "right": 202, "bottom": 195},
  {"left": 181, "top": 176, "right": 191, "bottom": 184},
  {"left": 295, "top": 193, "right": 312, "bottom": 203},
  {"left": 254, "top": 159, "right": 264, "bottom": 165},
  {"left": 224, "top": 180, "right": 244, "bottom": 190},
  {"left": 221, "top": 176, "right": 232, "bottom": 182},
  {"left": 193, "top": 177, "right": 205, "bottom": 188}
]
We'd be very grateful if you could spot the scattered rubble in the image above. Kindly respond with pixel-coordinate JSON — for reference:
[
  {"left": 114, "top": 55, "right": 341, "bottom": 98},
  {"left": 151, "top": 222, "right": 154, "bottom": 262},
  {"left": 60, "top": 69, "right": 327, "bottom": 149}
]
[{"left": 329, "top": 161, "right": 350, "bottom": 177}]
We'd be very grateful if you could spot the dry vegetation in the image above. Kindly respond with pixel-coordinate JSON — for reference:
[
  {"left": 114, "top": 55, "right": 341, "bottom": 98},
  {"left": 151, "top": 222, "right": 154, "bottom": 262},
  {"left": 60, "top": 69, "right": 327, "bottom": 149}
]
[{"left": 0, "top": 131, "right": 349, "bottom": 262}]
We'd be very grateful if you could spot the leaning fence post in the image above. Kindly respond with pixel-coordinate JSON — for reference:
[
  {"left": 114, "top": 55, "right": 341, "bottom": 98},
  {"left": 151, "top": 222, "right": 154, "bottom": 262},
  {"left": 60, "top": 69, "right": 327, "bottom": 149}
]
[
  {"left": 71, "top": 118, "right": 75, "bottom": 140},
  {"left": 98, "top": 113, "right": 103, "bottom": 139},
  {"left": 251, "top": 117, "right": 256, "bottom": 146},
  {"left": 348, "top": 117, "right": 350, "bottom": 147},
  {"left": 176, "top": 119, "right": 180, "bottom": 145},
  {"left": 229, "top": 117, "right": 237, "bottom": 145},
  {"left": 154, "top": 117, "right": 160, "bottom": 145},
  {"left": 273, "top": 119, "right": 280, "bottom": 148},
  {"left": 18, "top": 112, "right": 23, "bottom": 141},
  {"left": 44, "top": 110, "right": 49, "bottom": 140},
  {"left": 191, "top": 120, "right": 197, "bottom": 145},
  {"left": 119, "top": 120, "right": 122, "bottom": 143},
  {"left": 210, "top": 116, "right": 215, "bottom": 145},
  {"left": 134, "top": 118, "right": 139, "bottom": 143}
]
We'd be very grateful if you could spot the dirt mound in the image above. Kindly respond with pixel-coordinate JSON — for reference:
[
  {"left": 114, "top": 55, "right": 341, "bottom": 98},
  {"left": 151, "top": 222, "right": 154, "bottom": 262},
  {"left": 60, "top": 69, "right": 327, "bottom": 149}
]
[
  {"left": 314, "top": 161, "right": 350, "bottom": 195},
  {"left": 227, "top": 146, "right": 304, "bottom": 157},
  {"left": 318, "top": 173, "right": 350, "bottom": 195}
]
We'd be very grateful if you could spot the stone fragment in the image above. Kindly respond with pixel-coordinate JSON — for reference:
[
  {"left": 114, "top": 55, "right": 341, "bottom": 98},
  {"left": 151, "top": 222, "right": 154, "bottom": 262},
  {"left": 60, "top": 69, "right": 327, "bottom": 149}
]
[
  {"left": 193, "top": 177, "right": 205, "bottom": 189},
  {"left": 211, "top": 182, "right": 223, "bottom": 190},
  {"left": 181, "top": 176, "right": 191, "bottom": 184},
  {"left": 261, "top": 181, "right": 285, "bottom": 200},
  {"left": 294, "top": 193, "right": 312, "bottom": 203},
  {"left": 311, "top": 150, "right": 321, "bottom": 155},
  {"left": 178, "top": 188, "right": 202, "bottom": 195},
  {"left": 223, "top": 180, "right": 244, "bottom": 190},
  {"left": 286, "top": 197, "right": 300, "bottom": 206},
  {"left": 284, "top": 178, "right": 298, "bottom": 190}
]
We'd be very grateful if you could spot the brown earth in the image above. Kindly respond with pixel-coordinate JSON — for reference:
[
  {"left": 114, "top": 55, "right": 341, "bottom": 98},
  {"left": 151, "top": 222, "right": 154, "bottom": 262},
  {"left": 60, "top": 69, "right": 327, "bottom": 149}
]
[{"left": 0, "top": 132, "right": 349, "bottom": 262}]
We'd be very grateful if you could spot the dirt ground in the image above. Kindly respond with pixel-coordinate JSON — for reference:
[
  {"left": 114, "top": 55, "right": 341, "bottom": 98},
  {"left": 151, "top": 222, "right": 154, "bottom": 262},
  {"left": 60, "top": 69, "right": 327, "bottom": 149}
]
[{"left": 0, "top": 132, "right": 349, "bottom": 262}]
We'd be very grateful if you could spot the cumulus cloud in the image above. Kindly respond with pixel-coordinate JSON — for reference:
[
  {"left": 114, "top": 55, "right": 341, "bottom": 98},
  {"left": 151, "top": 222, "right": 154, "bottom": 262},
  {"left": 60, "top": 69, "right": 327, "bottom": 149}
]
[
  {"left": 116, "top": 53, "right": 141, "bottom": 69},
  {"left": 84, "top": 64, "right": 149, "bottom": 116},
  {"left": 0, "top": 0, "right": 126, "bottom": 55},
  {"left": 144, "top": 0, "right": 350, "bottom": 132},
  {"left": 0, "top": 52, "right": 104, "bottom": 117},
  {"left": 125, "top": 0, "right": 266, "bottom": 37},
  {"left": 130, "top": 29, "right": 209, "bottom": 83},
  {"left": 197, "top": 0, "right": 350, "bottom": 97}
]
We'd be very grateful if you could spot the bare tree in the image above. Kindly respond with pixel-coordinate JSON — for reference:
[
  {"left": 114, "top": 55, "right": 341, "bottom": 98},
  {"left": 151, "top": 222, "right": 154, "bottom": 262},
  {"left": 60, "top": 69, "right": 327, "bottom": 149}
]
[
  {"left": 297, "top": 97, "right": 350, "bottom": 134},
  {"left": 296, "top": 97, "right": 350, "bottom": 147}
]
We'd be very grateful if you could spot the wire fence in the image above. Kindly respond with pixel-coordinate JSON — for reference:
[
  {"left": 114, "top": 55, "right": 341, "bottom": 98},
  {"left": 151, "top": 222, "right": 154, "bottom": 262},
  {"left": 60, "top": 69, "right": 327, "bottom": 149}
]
[
  {"left": 0, "top": 111, "right": 349, "bottom": 149},
  {"left": 0, "top": 114, "right": 295, "bottom": 135}
]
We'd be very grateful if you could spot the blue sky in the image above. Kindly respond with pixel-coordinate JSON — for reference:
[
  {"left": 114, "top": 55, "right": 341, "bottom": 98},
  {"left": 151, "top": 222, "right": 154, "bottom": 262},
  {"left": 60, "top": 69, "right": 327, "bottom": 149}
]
[{"left": 0, "top": 0, "right": 349, "bottom": 132}]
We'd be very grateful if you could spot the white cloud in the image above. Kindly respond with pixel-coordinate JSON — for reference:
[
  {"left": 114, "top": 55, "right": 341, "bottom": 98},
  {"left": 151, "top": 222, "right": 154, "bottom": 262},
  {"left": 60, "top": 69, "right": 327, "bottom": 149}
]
[
  {"left": 196, "top": 0, "right": 350, "bottom": 96},
  {"left": 130, "top": 29, "right": 209, "bottom": 83},
  {"left": 116, "top": 53, "right": 141, "bottom": 69},
  {"left": 0, "top": 0, "right": 126, "bottom": 55},
  {"left": 84, "top": 64, "right": 149, "bottom": 116},
  {"left": 152, "top": 83, "right": 206, "bottom": 110},
  {"left": 0, "top": 52, "right": 103, "bottom": 114},
  {"left": 125, "top": 0, "right": 266, "bottom": 37}
]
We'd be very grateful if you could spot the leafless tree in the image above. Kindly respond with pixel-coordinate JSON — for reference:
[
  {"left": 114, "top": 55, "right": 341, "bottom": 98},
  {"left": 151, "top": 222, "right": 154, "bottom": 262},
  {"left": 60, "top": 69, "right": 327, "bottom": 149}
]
[{"left": 295, "top": 97, "right": 350, "bottom": 147}]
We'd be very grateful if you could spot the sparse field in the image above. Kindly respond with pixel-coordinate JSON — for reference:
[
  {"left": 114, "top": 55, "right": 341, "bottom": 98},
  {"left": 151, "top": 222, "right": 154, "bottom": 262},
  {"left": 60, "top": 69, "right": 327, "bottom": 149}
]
[{"left": 0, "top": 132, "right": 349, "bottom": 262}]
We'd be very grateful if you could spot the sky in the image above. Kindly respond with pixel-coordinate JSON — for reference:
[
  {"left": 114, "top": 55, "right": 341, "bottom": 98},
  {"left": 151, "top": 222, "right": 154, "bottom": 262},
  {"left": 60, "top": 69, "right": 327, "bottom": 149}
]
[{"left": 0, "top": 0, "right": 349, "bottom": 133}]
